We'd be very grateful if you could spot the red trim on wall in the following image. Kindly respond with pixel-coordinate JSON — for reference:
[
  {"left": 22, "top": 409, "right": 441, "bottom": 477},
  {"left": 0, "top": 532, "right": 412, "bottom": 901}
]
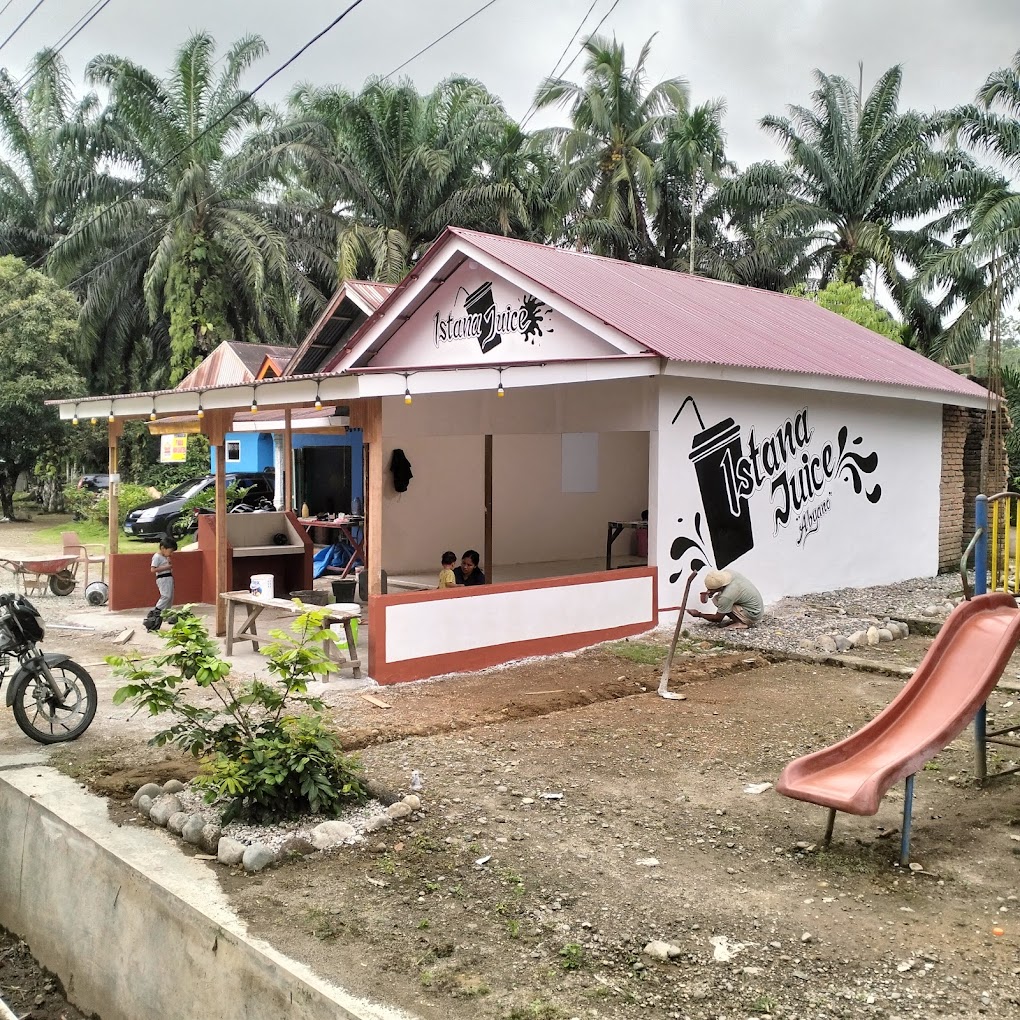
[{"left": 368, "top": 567, "right": 657, "bottom": 685}]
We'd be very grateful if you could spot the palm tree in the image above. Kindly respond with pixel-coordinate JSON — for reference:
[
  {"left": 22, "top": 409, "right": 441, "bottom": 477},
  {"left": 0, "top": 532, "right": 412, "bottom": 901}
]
[
  {"left": 287, "top": 76, "right": 531, "bottom": 284},
  {"left": 534, "top": 34, "right": 689, "bottom": 264},
  {"left": 654, "top": 100, "right": 732, "bottom": 272},
  {"left": 0, "top": 49, "right": 99, "bottom": 263},
  {"left": 50, "top": 32, "right": 335, "bottom": 386},
  {"left": 728, "top": 66, "right": 984, "bottom": 294}
]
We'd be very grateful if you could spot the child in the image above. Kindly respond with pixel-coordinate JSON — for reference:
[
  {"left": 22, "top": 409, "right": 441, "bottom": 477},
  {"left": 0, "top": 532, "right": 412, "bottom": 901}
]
[
  {"left": 438, "top": 550, "right": 457, "bottom": 589},
  {"left": 146, "top": 535, "right": 177, "bottom": 631}
]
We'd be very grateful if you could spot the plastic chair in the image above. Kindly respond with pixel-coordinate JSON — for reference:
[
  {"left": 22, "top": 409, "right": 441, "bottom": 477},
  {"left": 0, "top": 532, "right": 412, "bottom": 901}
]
[{"left": 61, "top": 531, "right": 106, "bottom": 586}]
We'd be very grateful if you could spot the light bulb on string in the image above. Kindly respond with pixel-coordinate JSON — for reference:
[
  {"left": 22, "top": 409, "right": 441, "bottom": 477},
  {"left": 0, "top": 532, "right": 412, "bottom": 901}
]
[
  {"left": 314, "top": 382, "right": 323, "bottom": 411},
  {"left": 108, "top": 404, "right": 115, "bottom": 424},
  {"left": 250, "top": 387, "right": 258, "bottom": 414},
  {"left": 403, "top": 374, "right": 412, "bottom": 406},
  {"left": 149, "top": 401, "right": 157, "bottom": 422},
  {"left": 497, "top": 368, "right": 505, "bottom": 398},
  {"left": 197, "top": 394, "right": 205, "bottom": 420},
  {"left": 72, "top": 404, "right": 79, "bottom": 426}
]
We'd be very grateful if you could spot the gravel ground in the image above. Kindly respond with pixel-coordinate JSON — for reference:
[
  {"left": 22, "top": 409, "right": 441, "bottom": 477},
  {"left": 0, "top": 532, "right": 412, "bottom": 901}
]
[{"left": 683, "top": 573, "right": 967, "bottom": 655}]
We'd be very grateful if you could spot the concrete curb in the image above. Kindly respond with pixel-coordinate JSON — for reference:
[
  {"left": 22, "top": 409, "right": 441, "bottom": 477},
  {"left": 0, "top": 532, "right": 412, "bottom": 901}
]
[{"left": 0, "top": 763, "right": 416, "bottom": 1020}]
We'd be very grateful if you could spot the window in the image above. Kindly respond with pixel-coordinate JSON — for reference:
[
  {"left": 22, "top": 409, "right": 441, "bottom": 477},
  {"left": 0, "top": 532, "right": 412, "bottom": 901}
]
[{"left": 225, "top": 440, "right": 241, "bottom": 463}]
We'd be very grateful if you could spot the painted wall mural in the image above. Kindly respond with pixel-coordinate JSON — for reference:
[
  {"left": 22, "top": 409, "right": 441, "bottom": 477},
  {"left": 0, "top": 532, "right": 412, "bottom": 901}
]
[
  {"left": 669, "top": 389, "right": 885, "bottom": 587},
  {"left": 433, "top": 282, "right": 554, "bottom": 354}
]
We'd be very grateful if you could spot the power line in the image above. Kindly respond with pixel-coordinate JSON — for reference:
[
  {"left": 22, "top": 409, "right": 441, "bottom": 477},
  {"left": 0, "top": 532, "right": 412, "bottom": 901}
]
[
  {"left": 384, "top": 0, "right": 500, "bottom": 80},
  {"left": 518, "top": 0, "right": 600, "bottom": 129},
  {"left": 0, "top": 0, "right": 47, "bottom": 56},
  {"left": 16, "top": 0, "right": 113, "bottom": 93},
  {"left": 0, "top": 0, "right": 20, "bottom": 24}
]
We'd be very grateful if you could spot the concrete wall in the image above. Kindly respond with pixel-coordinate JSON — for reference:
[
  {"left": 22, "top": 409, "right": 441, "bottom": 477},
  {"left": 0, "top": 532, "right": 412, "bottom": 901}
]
[
  {"left": 654, "top": 377, "right": 944, "bottom": 611},
  {"left": 0, "top": 766, "right": 407, "bottom": 1020},
  {"left": 380, "top": 380, "right": 654, "bottom": 572}
]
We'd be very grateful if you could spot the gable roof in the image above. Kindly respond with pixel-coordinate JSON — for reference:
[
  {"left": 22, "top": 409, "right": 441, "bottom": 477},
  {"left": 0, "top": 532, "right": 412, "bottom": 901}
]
[
  {"left": 329, "top": 227, "right": 987, "bottom": 404},
  {"left": 285, "top": 280, "right": 395, "bottom": 377},
  {"left": 176, "top": 341, "right": 295, "bottom": 391}
]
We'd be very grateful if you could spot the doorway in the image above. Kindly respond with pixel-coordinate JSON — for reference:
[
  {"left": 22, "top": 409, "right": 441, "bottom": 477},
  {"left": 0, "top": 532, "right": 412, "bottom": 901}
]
[{"left": 295, "top": 445, "right": 353, "bottom": 516}]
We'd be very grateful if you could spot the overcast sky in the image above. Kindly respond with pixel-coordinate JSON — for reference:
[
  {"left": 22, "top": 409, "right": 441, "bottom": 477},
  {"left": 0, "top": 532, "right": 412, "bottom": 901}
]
[{"left": 1, "top": 0, "right": 1017, "bottom": 170}]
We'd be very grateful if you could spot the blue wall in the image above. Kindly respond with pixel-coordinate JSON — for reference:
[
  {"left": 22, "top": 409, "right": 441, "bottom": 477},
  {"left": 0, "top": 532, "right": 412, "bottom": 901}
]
[{"left": 210, "top": 431, "right": 363, "bottom": 503}]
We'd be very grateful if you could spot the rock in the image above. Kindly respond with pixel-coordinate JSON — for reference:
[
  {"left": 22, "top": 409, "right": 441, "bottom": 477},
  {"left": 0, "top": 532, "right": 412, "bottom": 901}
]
[
  {"left": 402, "top": 794, "right": 421, "bottom": 811},
  {"left": 217, "top": 837, "right": 245, "bottom": 866},
  {"left": 743, "top": 782, "right": 773, "bottom": 795},
  {"left": 311, "top": 820, "right": 356, "bottom": 849},
  {"left": 364, "top": 814, "right": 393, "bottom": 832},
  {"left": 279, "top": 836, "right": 317, "bottom": 857},
  {"left": 816, "top": 635, "right": 838, "bottom": 653},
  {"left": 148, "top": 794, "right": 183, "bottom": 827},
  {"left": 801, "top": 932, "right": 813, "bottom": 943},
  {"left": 797, "top": 638, "right": 816, "bottom": 650},
  {"left": 242, "top": 843, "right": 276, "bottom": 873},
  {"left": 386, "top": 801, "right": 413, "bottom": 820},
  {"left": 199, "top": 824, "right": 222, "bottom": 854},
  {"left": 643, "top": 940, "right": 682, "bottom": 962},
  {"left": 866, "top": 626, "right": 880, "bottom": 646},
  {"left": 834, "top": 636, "right": 851, "bottom": 652},
  {"left": 162, "top": 779, "right": 186, "bottom": 794},
  {"left": 166, "top": 812, "right": 188, "bottom": 836},
  {"left": 635, "top": 857, "right": 660, "bottom": 867},
  {"left": 181, "top": 814, "right": 207, "bottom": 845},
  {"left": 709, "top": 935, "right": 745, "bottom": 962},
  {"left": 847, "top": 630, "right": 866, "bottom": 647},
  {"left": 878, "top": 628, "right": 894, "bottom": 642},
  {"left": 132, "top": 782, "right": 162, "bottom": 807}
]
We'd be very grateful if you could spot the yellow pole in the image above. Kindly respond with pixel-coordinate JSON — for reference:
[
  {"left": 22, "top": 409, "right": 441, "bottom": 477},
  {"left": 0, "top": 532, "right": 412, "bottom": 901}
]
[{"left": 991, "top": 500, "right": 1001, "bottom": 591}]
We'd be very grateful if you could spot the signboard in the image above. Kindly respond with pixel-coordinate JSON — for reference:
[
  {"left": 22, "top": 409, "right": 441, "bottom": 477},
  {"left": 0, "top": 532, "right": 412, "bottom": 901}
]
[{"left": 160, "top": 434, "right": 188, "bottom": 463}]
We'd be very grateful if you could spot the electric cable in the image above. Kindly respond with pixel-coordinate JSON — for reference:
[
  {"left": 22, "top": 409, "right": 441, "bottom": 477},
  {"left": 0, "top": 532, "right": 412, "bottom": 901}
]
[
  {"left": 384, "top": 0, "right": 500, "bottom": 79},
  {"left": 0, "top": 0, "right": 47, "bottom": 56},
  {"left": 15, "top": 0, "right": 113, "bottom": 93}
]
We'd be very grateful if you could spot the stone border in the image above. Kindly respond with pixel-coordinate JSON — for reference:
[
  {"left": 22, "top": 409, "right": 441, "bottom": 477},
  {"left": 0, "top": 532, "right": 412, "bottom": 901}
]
[{"left": 0, "top": 764, "right": 415, "bottom": 1020}]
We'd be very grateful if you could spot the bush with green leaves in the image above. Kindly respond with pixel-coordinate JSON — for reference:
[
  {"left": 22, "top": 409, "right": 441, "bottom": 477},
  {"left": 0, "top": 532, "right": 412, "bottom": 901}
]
[
  {"left": 109, "top": 607, "right": 366, "bottom": 822},
  {"left": 62, "top": 483, "right": 97, "bottom": 522},
  {"left": 90, "top": 483, "right": 153, "bottom": 527}
]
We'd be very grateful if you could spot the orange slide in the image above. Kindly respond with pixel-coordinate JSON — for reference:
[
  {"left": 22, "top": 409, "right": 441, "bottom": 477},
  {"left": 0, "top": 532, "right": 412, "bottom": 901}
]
[{"left": 777, "top": 593, "right": 1020, "bottom": 816}]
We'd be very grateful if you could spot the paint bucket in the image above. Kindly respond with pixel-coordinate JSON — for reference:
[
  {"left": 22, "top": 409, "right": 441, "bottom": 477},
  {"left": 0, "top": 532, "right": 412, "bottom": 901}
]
[
  {"left": 85, "top": 581, "right": 109, "bottom": 606},
  {"left": 249, "top": 574, "right": 274, "bottom": 600},
  {"left": 331, "top": 577, "right": 357, "bottom": 602},
  {"left": 326, "top": 603, "right": 360, "bottom": 653}
]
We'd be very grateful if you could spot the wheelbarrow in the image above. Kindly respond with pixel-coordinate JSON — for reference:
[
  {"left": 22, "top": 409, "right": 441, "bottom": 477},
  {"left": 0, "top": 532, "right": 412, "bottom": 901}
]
[{"left": 0, "top": 555, "right": 79, "bottom": 596}]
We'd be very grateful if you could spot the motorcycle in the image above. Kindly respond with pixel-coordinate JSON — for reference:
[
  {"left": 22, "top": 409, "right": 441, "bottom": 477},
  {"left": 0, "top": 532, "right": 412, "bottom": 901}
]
[{"left": 0, "top": 593, "right": 97, "bottom": 743}]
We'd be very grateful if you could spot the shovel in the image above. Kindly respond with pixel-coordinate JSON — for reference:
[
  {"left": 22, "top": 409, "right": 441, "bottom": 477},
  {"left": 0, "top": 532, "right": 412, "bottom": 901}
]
[{"left": 658, "top": 568, "right": 700, "bottom": 700}]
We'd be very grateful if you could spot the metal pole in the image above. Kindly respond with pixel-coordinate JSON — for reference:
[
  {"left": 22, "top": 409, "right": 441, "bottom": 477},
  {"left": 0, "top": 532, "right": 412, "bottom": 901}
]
[
  {"left": 899, "top": 774, "right": 915, "bottom": 868},
  {"left": 975, "top": 494, "right": 989, "bottom": 781},
  {"left": 823, "top": 808, "right": 836, "bottom": 848}
]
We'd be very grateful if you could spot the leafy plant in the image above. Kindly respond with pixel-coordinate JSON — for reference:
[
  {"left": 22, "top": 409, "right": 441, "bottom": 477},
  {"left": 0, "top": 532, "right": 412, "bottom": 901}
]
[
  {"left": 91, "top": 483, "right": 153, "bottom": 528},
  {"left": 558, "top": 942, "right": 585, "bottom": 970},
  {"left": 110, "top": 607, "right": 366, "bottom": 822},
  {"left": 62, "top": 483, "right": 97, "bottom": 522}
]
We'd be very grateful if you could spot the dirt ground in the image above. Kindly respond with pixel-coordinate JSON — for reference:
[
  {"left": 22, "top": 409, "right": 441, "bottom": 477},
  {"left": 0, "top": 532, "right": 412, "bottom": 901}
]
[{"left": 0, "top": 929, "right": 88, "bottom": 1020}]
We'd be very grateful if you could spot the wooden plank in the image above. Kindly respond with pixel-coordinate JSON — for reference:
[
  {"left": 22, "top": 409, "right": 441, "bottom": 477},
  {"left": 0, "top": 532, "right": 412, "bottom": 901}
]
[
  {"left": 364, "top": 397, "right": 384, "bottom": 597},
  {"left": 360, "top": 694, "right": 392, "bottom": 710},
  {"left": 484, "top": 433, "right": 492, "bottom": 584},
  {"left": 283, "top": 408, "right": 293, "bottom": 511},
  {"left": 107, "top": 420, "right": 122, "bottom": 555},
  {"left": 207, "top": 411, "right": 230, "bottom": 637}
]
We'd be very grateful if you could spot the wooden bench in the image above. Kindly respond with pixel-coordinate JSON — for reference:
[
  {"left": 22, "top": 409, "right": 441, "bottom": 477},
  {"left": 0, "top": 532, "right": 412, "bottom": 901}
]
[{"left": 220, "top": 590, "right": 361, "bottom": 679}]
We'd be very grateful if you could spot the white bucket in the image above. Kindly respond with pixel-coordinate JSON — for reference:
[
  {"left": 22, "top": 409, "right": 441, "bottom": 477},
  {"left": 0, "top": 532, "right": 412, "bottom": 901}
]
[
  {"left": 325, "top": 603, "right": 360, "bottom": 651},
  {"left": 250, "top": 574, "right": 274, "bottom": 600}
]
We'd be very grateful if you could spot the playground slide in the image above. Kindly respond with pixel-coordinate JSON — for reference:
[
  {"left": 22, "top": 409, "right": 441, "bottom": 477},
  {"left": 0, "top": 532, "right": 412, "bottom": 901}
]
[{"left": 776, "top": 593, "right": 1020, "bottom": 815}]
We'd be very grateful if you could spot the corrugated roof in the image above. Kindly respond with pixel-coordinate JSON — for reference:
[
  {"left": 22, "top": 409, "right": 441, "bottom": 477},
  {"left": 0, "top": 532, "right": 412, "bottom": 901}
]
[
  {"left": 389, "top": 227, "right": 984, "bottom": 402},
  {"left": 177, "top": 342, "right": 295, "bottom": 391},
  {"left": 285, "top": 281, "right": 395, "bottom": 377}
]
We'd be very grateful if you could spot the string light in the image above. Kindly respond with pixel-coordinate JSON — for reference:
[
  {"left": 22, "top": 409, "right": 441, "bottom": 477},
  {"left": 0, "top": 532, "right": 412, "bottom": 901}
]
[
  {"left": 72, "top": 403, "right": 79, "bottom": 426},
  {"left": 497, "top": 367, "right": 505, "bottom": 398},
  {"left": 314, "top": 381, "right": 323, "bottom": 411},
  {"left": 107, "top": 403, "right": 115, "bottom": 424},
  {"left": 149, "top": 400, "right": 157, "bottom": 422},
  {"left": 197, "top": 393, "right": 205, "bottom": 420},
  {"left": 250, "top": 386, "right": 258, "bottom": 414},
  {"left": 403, "top": 374, "right": 412, "bottom": 406},
  {"left": 89, "top": 411, "right": 97, "bottom": 425}
]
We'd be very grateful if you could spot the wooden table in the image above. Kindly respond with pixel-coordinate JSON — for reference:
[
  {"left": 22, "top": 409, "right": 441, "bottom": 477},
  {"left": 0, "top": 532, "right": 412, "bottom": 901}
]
[
  {"left": 220, "top": 591, "right": 361, "bottom": 678},
  {"left": 606, "top": 520, "right": 648, "bottom": 570},
  {"left": 297, "top": 516, "right": 365, "bottom": 579}
]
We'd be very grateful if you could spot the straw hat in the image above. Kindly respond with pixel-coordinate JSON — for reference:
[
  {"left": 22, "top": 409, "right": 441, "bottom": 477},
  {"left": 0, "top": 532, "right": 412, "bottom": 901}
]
[{"left": 704, "top": 569, "right": 733, "bottom": 591}]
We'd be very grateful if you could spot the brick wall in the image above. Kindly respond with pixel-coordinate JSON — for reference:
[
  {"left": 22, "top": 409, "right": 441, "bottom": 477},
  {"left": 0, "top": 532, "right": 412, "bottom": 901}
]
[{"left": 939, "top": 404, "right": 1007, "bottom": 572}]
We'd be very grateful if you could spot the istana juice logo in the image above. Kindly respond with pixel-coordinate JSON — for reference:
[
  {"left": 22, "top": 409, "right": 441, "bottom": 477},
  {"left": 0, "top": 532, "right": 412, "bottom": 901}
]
[
  {"left": 668, "top": 396, "right": 881, "bottom": 580},
  {"left": 433, "top": 282, "right": 554, "bottom": 354}
]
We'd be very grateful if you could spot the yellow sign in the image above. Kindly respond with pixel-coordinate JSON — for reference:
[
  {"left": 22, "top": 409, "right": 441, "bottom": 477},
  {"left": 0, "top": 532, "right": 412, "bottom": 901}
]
[{"left": 160, "top": 434, "right": 188, "bottom": 463}]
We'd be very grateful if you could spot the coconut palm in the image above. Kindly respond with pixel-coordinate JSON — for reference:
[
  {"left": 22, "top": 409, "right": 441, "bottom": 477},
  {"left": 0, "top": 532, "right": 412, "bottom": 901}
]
[
  {"left": 50, "top": 32, "right": 335, "bottom": 386},
  {"left": 0, "top": 49, "right": 100, "bottom": 264},
  {"left": 534, "top": 34, "right": 689, "bottom": 264},
  {"left": 287, "top": 76, "right": 533, "bottom": 284},
  {"left": 728, "top": 66, "right": 984, "bottom": 294}
]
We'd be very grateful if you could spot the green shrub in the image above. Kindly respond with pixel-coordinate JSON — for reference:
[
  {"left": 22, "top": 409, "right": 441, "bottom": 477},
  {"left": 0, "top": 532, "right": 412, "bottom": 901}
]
[
  {"left": 90, "top": 483, "right": 153, "bottom": 527},
  {"left": 141, "top": 433, "right": 211, "bottom": 491},
  {"left": 109, "top": 607, "right": 366, "bottom": 822},
  {"left": 63, "top": 483, "right": 97, "bottom": 522}
]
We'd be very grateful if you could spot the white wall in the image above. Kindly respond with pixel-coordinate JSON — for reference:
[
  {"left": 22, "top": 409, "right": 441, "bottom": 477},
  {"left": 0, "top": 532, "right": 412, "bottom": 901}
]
[
  {"left": 653, "top": 377, "right": 943, "bottom": 611},
  {"left": 381, "top": 380, "right": 654, "bottom": 573}
]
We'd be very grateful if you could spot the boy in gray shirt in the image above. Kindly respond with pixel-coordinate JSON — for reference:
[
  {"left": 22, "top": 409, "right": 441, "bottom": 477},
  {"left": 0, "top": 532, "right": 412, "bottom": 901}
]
[
  {"left": 147, "top": 536, "right": 177, "bottom": 630},
  {"left": 687, "top": 569, "right": 764, "bottom": 629}
]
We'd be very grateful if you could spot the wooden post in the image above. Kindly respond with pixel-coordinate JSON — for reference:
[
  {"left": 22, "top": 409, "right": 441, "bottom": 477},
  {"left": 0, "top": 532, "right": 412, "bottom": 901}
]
[
  {"left": 204, "top": 411, "right": 231, "bottom": 637},
  {"left": 107, "top": 419, "right": 123, "bottom": 554},
  {"left": 362, "top": 398, "right": 384, "bottom": 597},
  {"left": 484, "top": 434, "right": 493, "bottom": 584},
  {"left": 283, "top": 408, "right": 293, "bottom": 511}
]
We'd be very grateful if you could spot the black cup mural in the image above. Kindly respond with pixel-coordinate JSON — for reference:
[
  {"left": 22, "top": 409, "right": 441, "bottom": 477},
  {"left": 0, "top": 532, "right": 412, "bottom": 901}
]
[
  {"left": 463, "top": 282, "right": 502, "bottom": 354},
  {"left": 670, "top": 395, "right": 882, "bottom": 579},
  {"left": 434, "top": 283, "right": 554, "bottom": 353}
]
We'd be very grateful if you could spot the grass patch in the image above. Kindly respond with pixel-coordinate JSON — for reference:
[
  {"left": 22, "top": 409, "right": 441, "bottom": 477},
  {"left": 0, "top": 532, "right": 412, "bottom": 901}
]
[
  {"left": 306, "top": 908, "right": 346, "bottom": 941},
  {"left": 558, "top": 942, "right": 585, "bottom": 970},
  {"left": 506, "top": 1003, "right": 563, "bottom": 1020},
  {"left": 607, "top": 640, "right": 667, "bottom": 666},
  {"left": 32, "top": 519, "right": 109, "bottom": 548}
]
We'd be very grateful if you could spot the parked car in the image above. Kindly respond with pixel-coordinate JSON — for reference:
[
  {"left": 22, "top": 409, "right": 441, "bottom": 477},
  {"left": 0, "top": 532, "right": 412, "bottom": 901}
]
[
  {"left": 123, "top": 473, "right": 275, "bottom": 540},
  {"left": 77, "top": 473, "right": 111, "bottom": 492}
]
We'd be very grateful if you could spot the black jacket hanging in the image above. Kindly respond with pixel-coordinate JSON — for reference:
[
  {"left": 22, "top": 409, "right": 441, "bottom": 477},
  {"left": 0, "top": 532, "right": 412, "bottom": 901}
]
[{"left": 390, "top": 448, "right": 413, "bottom": 493}]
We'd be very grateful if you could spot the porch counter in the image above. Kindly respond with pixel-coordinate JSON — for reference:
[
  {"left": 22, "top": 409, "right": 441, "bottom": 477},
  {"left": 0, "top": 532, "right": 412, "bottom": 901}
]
[{"left": 220, "top": 591, "right": 361, "bottom": 678}]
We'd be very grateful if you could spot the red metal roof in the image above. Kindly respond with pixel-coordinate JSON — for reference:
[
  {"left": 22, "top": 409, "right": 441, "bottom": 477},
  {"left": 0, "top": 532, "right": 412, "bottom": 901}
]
[
  {"left": 393, "top": 228, "right": 983, "bottom": 401},
  {"left": 177, "top": 342, "right": 295, "bottom": 391}
]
